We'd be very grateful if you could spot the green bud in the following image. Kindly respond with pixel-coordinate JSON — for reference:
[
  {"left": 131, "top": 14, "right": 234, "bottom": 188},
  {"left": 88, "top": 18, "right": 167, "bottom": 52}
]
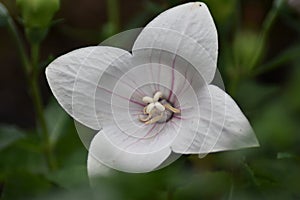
[
  {"left": 17, "top": 0, "right": 60, "bottom": 29},
  {"left": 25, "top": 27, "right": 48, "bottom": 44},
  {"left": 17, "top": 0, "right": 60, "bottom": 44},
  {"left": 0, "top": 2, "right": 9, "bottom": 27}
]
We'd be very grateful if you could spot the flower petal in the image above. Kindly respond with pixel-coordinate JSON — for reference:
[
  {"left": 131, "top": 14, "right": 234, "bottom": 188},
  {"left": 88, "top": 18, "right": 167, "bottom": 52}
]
[
  {"left": 72, "top": 46, "right": 130, "bottom": 130},
  {"left": 89, "top": 131, "right": 171, "bottom": 173},
  {"left": 87, "top": 153, "right": 112, "bottom": 178},
  {"left": 172, "top": 85, "right": 259, "bottom": 154},
  {"left": 46, "top": 46, "right": 130, "bottom": 130},
  {"left": 132, "top": 2, "right": 218, "bottom": 83},
  {"left": 205, "top": 85, "right": 259, "bottom": 153},
  {"left": 170, "top": 84, "right": 210, "bottom": 153},
  {"left": 46, "top": 47, "right": 94, "bottom": 123},
  {"left": 74, "top": 120, "right": 97, "bottom": 150}
]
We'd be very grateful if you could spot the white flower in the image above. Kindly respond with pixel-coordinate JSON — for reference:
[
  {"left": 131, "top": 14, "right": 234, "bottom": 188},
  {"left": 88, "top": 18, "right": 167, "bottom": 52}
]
[{"left": 45, "top": 2, "right": 259, "bottom": 175}]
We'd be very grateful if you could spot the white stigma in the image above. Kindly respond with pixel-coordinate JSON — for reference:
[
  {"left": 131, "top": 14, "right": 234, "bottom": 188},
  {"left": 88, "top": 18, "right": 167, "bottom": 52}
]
[{"left": 142, "top": 96, "right": 154, "bottom": 104}]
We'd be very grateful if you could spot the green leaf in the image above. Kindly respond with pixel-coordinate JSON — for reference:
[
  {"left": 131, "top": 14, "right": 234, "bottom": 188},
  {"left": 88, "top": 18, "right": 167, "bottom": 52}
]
[
  {"left": 174, "top": 171, "right": 231, "bottom": 200},
  {"left": 251, "top": 158, "right": 300, "bottom": 198},
  {"left": 0, "top": 133, "right": 47, "bottom": 174},
  {"left": 45, "top": 98, "right": 70, "bottom": 146},
  {"left": 236, "top": 80, "right": 279, "bottom": 113},
  {"left": 277, "top": 152, "right": 297, "bottom": 159},
  {"left": 90, "top": 158, "right": 209, "bottom": 200},
  {"left": 34, "top": 187, "right": 97, "bottom": 200},
  {"left": 0, "top": 125, "right": 25, "bottom": 150},
  {"left": 254, "top": 45, "right": 300, "bottom": 76},
  {"left": 1, "top": 170, "right": 51, "bottom": 200},
  {"left": 46, "top": 165, "right": 89, "bottom": 189},
  {"left": 253, "top": 102, "right": 297, "bottom": 151}
]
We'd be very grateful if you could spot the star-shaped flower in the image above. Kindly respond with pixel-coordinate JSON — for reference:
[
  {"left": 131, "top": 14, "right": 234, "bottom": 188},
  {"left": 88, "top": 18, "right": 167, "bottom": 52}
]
[{"left": 46, "top": 2, "right": 259, "bottom": 175}]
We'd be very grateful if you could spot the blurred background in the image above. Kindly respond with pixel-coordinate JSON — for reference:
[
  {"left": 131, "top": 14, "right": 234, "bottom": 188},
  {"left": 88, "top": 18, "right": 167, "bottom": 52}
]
[{"left": 0, "top": 0, "right": 300, "bottom": 199}]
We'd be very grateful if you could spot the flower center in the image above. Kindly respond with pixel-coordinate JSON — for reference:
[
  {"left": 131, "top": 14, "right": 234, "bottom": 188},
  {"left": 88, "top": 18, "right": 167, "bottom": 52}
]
[{"left": 139, "top": 91, "right": 180, "bottom": 124}]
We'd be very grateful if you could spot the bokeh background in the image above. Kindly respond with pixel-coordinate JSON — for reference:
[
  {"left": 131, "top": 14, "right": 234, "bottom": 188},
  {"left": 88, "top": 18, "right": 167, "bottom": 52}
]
[{"left": 0, "top": 0, "right": 300, "bottom": 199}]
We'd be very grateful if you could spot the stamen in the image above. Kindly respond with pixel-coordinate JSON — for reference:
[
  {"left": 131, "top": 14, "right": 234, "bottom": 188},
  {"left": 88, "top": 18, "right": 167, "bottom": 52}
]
[
  {"left": 146, "top": 103, "right": 155, "bottom": 113},
  {"left": 153, "top": 91, "right": 163, "bottom": 102},
  {"left": 145, "top": 113, "right": 164, "bottom": 125},
  {"left": 164, "top": 104, "right": 181, "bottom": 113},
  {"left": 139, "top": 112, "right": 152, "bottom": 122},
  {"left": 139, "top": 91, "right": 179, "bottom": 124}
]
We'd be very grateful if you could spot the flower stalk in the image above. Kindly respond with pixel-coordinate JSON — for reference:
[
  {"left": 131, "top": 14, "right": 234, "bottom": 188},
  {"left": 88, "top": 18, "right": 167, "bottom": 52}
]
[
  {"left": 106, "top": 0, "right": 120, "bottom": 35},
  {"left": 7, "top": 17, "right": 30, "bottom": 74},
  {"left": 30, "top": 42, "right": 57, "bottom": 171},
  {"left": 7, "top": 14, "right": 57, "bottom": 171}
]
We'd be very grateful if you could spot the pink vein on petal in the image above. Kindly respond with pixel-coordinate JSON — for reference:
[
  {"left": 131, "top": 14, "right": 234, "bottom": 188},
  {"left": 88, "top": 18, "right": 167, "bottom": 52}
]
[
  {"left": 168, "top": 55, "right": 177, "bottom": 101},
  {"left": 124, "top": 124, "right": 157, "bottom": 150},
  {"left": 173, "top": 66, "right": 189, "bottom": 103},
  {"left": 158, "top": 52, "right": 162, "bottom": 92},
  {"left": 97, "top": 85, "right": 145, "bottom": 107}
]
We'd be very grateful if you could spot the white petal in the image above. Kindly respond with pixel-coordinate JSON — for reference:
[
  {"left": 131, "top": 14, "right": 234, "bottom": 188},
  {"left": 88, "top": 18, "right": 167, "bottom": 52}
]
[
  {"left": 100, "top": 117, "right": 177, "bottom": 154},
  {"left": 172, "top": 85, "right": 259, "bottom": 154},
  {"left": 46, "top": 47, "right": 95, "bottom": 127},
  {"left": 171, "top": 84, "right": 210, "bottom": 153},
  {"left": 74, "top": 120, "right": 97, "bottom": 150},
  {"left": 72, "top": 46, "right": 130, "bottom": 130},
  {"left": 206, "top": 85, "right": 259, "bottom": 153},
  {"left": 46, "top": 46, "right": 129, "bottom": 130},
  {"left": 89, "top": 131, "right": 171, "bottom": 173},
  {"left": 87, "top": 153, "right": 112, "bottom": 178},
  {"left": 132, "top": 2, "right": 218, "bottom": 83}
]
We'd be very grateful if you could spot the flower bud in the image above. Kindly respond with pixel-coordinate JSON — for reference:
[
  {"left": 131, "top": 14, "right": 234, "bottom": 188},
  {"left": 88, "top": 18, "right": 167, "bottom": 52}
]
[{"left": 16, "top": 0, "right": 60, "bottom": 29}]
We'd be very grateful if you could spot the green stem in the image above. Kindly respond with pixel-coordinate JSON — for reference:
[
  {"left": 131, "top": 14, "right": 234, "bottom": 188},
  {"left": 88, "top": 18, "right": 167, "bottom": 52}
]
[
  {"left": 253, "top": 45, "right": 300, "bottom": 76},
  {"left": 251, "top": 0, "right": 283, "bottom": 69},
  {"left": 30, "top": 43, "right": 57, "bottom": 171},
  {"left": 227, "top": 179, "right": 234, "bottom": 200},
  {"left": 31, "top": 43, "right": 39, "bottom": 71},
  {"left": 106, "top": 0, "right": 120, "bottom": 34},
  {"left": 7, "top": 17, "right": 30, "bottom": 74},
  {"left": 243, "top": 162, "right": 259, "bottom": 186},
  {"left": 7, "top": 16, "right": 56, "bottom": 170}
]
